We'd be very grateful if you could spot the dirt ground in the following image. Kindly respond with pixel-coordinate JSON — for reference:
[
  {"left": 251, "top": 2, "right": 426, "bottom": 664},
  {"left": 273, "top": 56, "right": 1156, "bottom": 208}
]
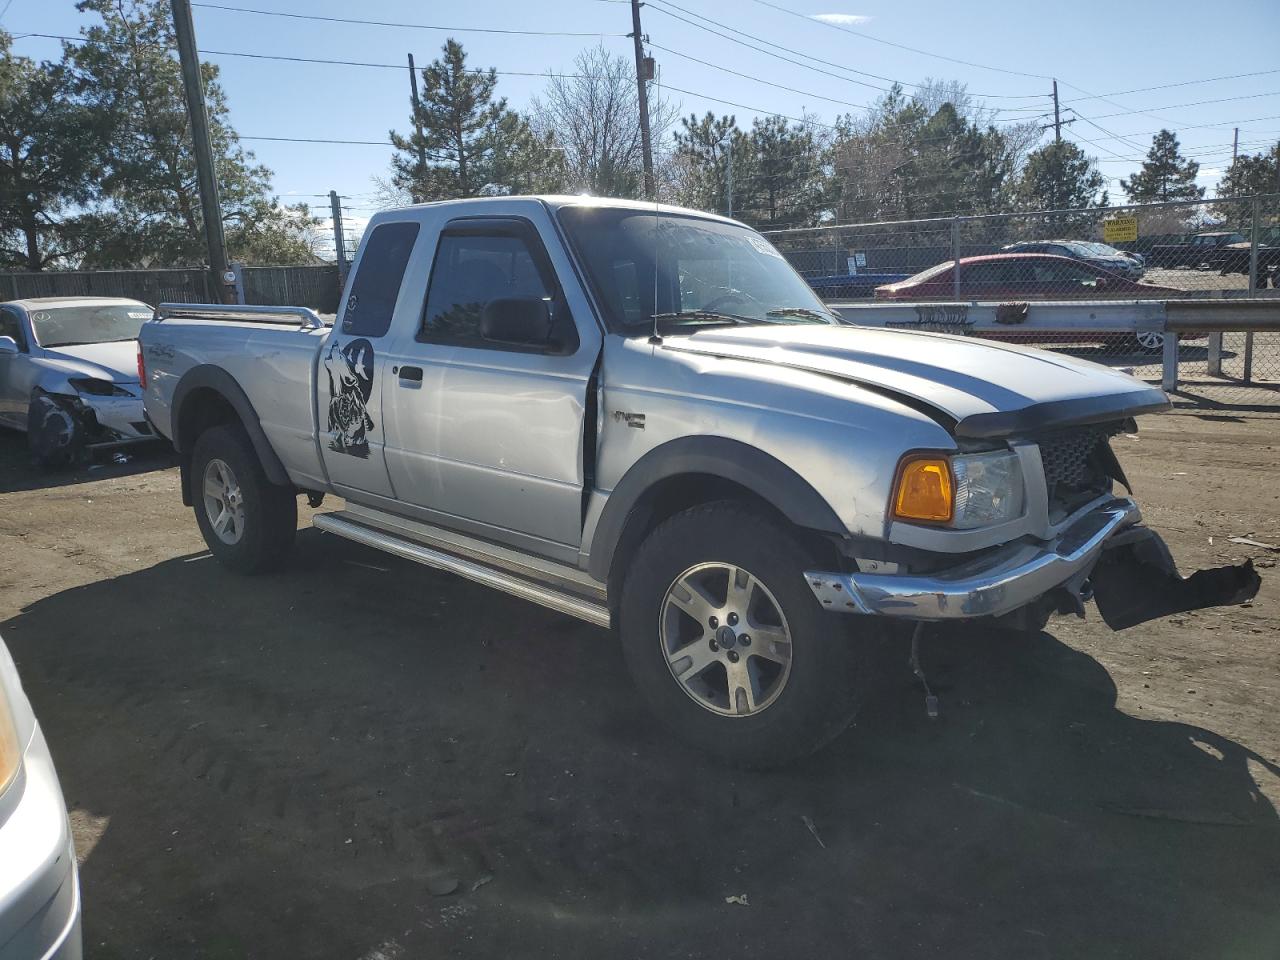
[{"left": 1, "top": 414, "right": 1277, "bottom": 960}]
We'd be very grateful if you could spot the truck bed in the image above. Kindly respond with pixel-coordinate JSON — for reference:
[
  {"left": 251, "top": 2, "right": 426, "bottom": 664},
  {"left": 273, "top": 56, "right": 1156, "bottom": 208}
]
[{"left": 140, "top": 305, "right": 332, "bottom": 490}]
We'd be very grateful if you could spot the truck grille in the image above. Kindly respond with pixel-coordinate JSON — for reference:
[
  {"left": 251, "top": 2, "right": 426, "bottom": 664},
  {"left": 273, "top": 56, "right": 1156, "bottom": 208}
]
[{"left": 1038, "top": 425, "right": 1119, "bottom": 512}]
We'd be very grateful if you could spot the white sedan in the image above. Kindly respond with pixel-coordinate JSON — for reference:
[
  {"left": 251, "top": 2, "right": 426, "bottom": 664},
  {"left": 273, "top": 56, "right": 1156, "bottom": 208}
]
[
  {"left": 0, "top": 635, "right": 81, "bottom": 959},
  {"left": 0, "top": 297, "right": 157, "bottom": 468}
]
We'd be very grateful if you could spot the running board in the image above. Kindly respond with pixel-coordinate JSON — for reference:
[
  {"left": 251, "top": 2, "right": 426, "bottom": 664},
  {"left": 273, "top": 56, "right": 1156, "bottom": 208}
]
[{"left": 312, "top": 512, "right": 612, "bottom": 628}]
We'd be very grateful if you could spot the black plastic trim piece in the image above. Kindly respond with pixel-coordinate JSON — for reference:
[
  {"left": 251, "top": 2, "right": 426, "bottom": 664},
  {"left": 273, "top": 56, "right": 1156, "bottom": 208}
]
[
  {"left": 955, "top": 388, "right": 1170, "bottom": 439},
  {"left": 586, "top": 435, "right": 847, "bottom": 582}
]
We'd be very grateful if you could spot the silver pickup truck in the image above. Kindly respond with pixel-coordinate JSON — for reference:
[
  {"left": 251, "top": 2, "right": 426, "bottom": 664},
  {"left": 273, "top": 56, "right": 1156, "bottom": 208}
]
[{"left": 139, "top": 196, "right": 1259, "bottom": 765}]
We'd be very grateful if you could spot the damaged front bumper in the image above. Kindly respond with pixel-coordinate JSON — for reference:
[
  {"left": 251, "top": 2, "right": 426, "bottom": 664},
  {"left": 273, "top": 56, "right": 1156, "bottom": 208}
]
[{"left": 806, "top": 497, "right": 1259, "bottom": 629}]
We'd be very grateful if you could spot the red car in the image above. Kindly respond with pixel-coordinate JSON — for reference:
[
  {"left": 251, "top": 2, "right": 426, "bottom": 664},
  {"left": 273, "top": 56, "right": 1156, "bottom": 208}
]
[
  {"left": 874, "top": 253, "right": 1181, "bottom": 302},
  {"left": 873, "top": 253, "right": 1189, "bottom": 350}
]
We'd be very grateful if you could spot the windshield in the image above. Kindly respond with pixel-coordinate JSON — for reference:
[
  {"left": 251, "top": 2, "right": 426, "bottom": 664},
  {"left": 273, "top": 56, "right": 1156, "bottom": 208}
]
[
  {"left": 556, "top": 206, "right": 837, "bottom": 334},
  {"left": 29, "top": 303, "right": 151, "bottom": 348}
]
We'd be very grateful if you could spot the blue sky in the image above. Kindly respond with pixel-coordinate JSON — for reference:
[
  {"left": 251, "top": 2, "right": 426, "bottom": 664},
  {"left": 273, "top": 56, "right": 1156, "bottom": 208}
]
[{"left": 6, "top": 0, "right": 1280, "bottom": 247}]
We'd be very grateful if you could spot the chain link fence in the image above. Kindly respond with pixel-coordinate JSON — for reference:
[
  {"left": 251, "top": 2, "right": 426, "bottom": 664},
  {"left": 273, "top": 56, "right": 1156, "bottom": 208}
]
[{"left": 765, "top": 195, "right": 1280, "bottom": 411}]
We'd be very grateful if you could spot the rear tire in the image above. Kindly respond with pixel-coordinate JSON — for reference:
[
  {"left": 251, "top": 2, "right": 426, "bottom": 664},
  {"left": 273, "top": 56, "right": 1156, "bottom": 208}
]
[
  {"left": 618, "top": 501, "right": 880, "bottom": 767},
  {"left": 191, "top": 424, "right": 297, "bottom": 573}
]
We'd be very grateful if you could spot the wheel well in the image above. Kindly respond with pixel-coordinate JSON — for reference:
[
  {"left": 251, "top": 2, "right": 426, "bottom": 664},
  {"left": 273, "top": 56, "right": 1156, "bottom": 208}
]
[
  {"left": 604, "top": 473, "right": 840, "bottom": 611},
  {"left": 175, "top": 388, "right": 241, "bottom": 505}
]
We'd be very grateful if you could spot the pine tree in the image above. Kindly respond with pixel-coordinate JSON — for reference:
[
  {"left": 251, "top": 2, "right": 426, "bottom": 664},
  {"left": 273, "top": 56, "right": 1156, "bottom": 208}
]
[
  {"left": 1217, "top": 142, "right": 1280, "bottom": 199},
  {"left": 390, "top": 40, "right": 552, "bottom": 201},
  {"left": 1121, "top": 130, "right": 1204, "bottom": 203},
  {"left": 70, "top": 0, "right": 315, "bottom": 267}
]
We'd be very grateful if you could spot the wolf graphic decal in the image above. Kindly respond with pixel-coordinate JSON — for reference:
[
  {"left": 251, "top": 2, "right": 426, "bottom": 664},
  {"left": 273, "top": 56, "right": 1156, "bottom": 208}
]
[{"left": 325, "top": 337, "right": 375, "bottom": 458}]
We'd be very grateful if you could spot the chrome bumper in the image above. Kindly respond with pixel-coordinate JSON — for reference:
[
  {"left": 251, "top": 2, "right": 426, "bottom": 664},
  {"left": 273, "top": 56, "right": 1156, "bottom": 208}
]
[{"left": 806, "top": 498, "right": 1142, "bottom": 620}]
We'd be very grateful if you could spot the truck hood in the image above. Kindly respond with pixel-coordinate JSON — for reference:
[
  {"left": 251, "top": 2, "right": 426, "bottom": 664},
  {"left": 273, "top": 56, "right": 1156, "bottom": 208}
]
[
  {"left": 661, "top": 325, "right": 1169, "bottom": 438},
  {"left": 43, "top": 340, "right": 139, "bottom": 384}
]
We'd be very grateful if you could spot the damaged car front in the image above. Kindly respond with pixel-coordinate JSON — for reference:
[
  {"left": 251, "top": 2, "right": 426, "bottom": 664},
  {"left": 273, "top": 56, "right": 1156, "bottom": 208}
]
[
  {"left": 654, "top": 322, "right": 1260, "bottom": 636},
  {"left": 0, "top": 298, "right": 158, "bottom": 469}
]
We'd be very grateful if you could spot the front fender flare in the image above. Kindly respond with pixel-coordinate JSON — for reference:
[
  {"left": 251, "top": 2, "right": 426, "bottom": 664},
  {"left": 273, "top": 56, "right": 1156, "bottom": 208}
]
[
  {"left": 586, "top": 435, "right": 847, "bottom": 583},
  {"left": 172, "top": 364, "right": 291, "bottom": 489}
]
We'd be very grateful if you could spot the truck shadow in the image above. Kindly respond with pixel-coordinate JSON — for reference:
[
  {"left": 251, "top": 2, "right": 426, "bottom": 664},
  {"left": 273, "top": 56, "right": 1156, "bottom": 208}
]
[
  {"left": 4, "top": 528, "right": 1277, "bottom": 959},
  {"left": 0, "top": 426, "right": 175, "bottom": 493}
]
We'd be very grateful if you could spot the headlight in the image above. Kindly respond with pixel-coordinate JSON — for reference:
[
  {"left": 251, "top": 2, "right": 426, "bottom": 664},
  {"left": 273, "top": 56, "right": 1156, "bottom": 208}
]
[
  {"left": 893, "top": 450, "right": 1024, "bottom": 529},
  {"left": 0, "top": 684, "right": 19, "bottom": 795},
  {"left": 69, "top": 377, "right": 132, "bottom": 397}
]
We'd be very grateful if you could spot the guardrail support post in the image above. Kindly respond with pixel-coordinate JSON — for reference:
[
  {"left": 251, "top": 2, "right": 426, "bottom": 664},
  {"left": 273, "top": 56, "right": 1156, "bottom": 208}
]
[
  {"left": 1243, "top": 332, "right": 1254, "bottom": 384},
  {"left": 1207, "top": 332, "right": 1223, "bottom": 376},
  {"left": 1161, "top": 331, "right": 1179, "bottom": 391}
]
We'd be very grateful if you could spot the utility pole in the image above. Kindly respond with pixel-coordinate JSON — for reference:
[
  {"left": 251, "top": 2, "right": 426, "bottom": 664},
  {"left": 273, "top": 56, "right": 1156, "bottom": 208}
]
[
  {"left": 329, "top": 191, "right": 348, "bottom": 284},
  {"left": 171, "top": 0, "right": 232, "bottom": 303},
  {"left": 725, "top": 139, "right": 734, "bottom": 219},
  {"left": 408, "top": 53, "right": 427, "bottom": 202},
  {"left": 629, "top": 0, "right": 655, "bottom": 200},
  {"left": 1052, "top": 79, "right": 1062, "bottom": 142},
  {"left": 1232, "top": 127, "right": 1239, "bottom": 162}
]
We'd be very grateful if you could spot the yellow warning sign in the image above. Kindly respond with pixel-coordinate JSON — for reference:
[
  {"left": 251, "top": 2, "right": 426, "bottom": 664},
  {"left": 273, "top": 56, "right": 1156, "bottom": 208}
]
[{"left": 1103, "top": 216, "right": 1138, "bottom": 243}]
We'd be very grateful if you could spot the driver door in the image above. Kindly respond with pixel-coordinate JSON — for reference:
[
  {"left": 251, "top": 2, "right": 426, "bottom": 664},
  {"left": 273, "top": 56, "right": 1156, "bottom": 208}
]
[{"left": 381, "top": 214, "right": 602, "bottom": 555}]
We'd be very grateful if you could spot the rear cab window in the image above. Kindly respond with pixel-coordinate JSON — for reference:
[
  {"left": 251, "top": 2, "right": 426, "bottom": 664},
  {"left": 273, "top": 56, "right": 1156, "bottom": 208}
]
[{"left": 341, "top": 221, "right": 422, "bottom": 338}]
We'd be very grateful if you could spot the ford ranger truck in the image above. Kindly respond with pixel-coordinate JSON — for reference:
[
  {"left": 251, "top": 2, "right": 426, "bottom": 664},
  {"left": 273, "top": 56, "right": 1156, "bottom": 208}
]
[{"left": 138, "top": 197, "right": 1259, "bottom": 766}]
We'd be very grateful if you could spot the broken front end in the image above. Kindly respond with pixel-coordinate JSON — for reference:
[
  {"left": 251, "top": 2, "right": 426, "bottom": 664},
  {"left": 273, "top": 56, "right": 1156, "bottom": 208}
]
[{"left": 805, "top": 419, "right": 1260, "bottom": 631}]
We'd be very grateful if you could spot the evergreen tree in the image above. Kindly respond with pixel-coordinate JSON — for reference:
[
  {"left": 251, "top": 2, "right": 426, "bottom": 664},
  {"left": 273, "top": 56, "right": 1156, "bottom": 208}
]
[
  {"left": 0, "top": 31, "right": 109, "bottom": 269},
  {"left": 70, "top": 0, "right": 315, "bottom": 267},
  {"left": 1216, "top": 142, "right": 1280, "bottom": 199},
  {"left": 390, "top": 40, "right": 552, "bottom": 200},
  {"left": 1121, "top": 129, "right": 1204, "bottom": 203}
]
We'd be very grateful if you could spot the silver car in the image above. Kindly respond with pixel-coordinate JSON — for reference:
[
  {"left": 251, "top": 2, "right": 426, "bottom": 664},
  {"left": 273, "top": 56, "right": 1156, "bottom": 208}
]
[
  {"left": 0, "top": 634, "right": 81, "bottom": 959},
  {"left": 0, "top": 298, "right": 157, "bottom": 468}
]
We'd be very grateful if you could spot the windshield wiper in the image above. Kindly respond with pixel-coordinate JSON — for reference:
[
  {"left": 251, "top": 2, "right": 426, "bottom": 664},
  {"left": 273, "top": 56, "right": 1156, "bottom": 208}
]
[
  {"left": 765, "top": 307, "right": 838, "bottom": 324},
  {"left": 649, "top": 310, "right": 767, "bottom": 327}
]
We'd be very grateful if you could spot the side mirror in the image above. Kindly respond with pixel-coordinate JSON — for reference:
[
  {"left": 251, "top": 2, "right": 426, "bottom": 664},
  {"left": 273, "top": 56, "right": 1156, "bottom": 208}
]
[
  {"left": 481, "top": 296, "right": 554, "bottom": 347},
  {"left": 0, "top": 336, "right": 18, "bottom": 355}
]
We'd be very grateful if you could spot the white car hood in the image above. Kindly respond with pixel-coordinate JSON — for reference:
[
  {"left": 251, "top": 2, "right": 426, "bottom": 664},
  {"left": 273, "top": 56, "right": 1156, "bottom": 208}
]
[
  {"left": 661, "top": 324, "right": 1168, "bottom": 438},
  {"left": 45, "top": 340, "right": 139, "bottom": 383}
]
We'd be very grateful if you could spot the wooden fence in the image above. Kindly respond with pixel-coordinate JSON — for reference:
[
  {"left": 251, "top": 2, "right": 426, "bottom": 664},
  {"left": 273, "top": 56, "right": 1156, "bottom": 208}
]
[{"left": 0, "top": 263, "right": 341, "bottom": 313}]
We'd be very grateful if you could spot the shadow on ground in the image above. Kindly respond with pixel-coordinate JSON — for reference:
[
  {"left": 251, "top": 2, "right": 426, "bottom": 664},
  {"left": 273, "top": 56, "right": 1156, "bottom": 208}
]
[
  {"left": 5, "top": 528, "right": 1278, "bottom": 959},
  {"left": 0, "top": 427, "right": 175, "bottom": 494}
]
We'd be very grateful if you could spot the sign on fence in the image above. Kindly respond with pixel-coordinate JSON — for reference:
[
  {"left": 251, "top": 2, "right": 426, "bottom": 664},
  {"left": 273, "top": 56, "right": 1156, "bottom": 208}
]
[{"left": 1103, "top": 216, "right": 1139, "bottom": 243}]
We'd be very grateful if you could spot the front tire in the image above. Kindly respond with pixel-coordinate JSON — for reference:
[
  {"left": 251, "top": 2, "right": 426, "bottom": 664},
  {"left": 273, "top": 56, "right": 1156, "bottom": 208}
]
[
  {"left": 191, "top": 424, "right": 297, "bottom": 573},
  {"left": 27, "top": 394, "right": 86, "bottom": 470},
  {"left": 618, "top": 501, "right": 878, "bottom": 767}
]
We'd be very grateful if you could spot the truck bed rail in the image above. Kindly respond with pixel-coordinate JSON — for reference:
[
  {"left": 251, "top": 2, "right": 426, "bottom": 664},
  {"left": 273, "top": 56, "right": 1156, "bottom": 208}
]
[{"left": 155, "top": 302, "right": 328, "bottom": 330}]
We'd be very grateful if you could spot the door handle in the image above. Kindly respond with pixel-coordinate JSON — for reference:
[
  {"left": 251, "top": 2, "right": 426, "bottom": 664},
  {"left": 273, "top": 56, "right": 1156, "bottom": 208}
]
[{"left": 398, "top": 366, "right": 423, "bottom": 383}]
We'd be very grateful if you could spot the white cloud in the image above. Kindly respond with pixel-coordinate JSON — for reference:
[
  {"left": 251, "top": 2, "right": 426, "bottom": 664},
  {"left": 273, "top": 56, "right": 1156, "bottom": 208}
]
[
  {"left": 810, "top": 13, "right": 873, "bottom": 26},
  {"left": 1196, "top": 167, "right": 1223, "bottom": 180}
]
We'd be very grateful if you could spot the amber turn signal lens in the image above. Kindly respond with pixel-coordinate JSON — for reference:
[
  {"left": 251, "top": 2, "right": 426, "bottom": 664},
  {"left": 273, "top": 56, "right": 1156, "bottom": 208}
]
[{"left": 894, "top": 457, "right": 954, "bottom": 522}]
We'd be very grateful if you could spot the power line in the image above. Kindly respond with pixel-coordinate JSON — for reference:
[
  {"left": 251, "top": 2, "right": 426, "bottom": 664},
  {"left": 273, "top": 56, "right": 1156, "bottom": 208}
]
[
  {"left": 648, "top": 40, "right": 875, "bottom": 112},
  {"left": 190, "top": 2, "right": 626, "bottom": 38},
  {"left": 647, "top": 0, "right": 1049, "bottom": 106},
  {"left": 1065, "top": 68, "right": 1280, "bottom": 104},
  {"left": 1084, "top": 90, "right": 1280, "bottom": 122},
  {"left": 737, "top": 0, "right": 1052, "bottom": 82}
]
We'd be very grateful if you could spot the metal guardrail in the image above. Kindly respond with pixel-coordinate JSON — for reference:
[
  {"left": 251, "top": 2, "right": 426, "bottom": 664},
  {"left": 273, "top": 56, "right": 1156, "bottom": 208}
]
[
  {"left": 833, "top": 298, "right": 1280, "bottom": 407},
  {"left": 155, "top": 302, "right": 328, "bottom": 330}
]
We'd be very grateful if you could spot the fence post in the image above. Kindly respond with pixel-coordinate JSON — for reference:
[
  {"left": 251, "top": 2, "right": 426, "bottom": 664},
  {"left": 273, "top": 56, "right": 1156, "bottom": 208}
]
[
  {"left": 951, "top": 216, "right": 961, "bottom": 298},
  {"left": 229, "top": 263, "right": 246, "bottom": 304},
  {"left": 1243, "top": 196, "right": 1260, "bottom": 382},
  {"left": 1161, "top": 328, "right": 1179, "bottom": 392}
]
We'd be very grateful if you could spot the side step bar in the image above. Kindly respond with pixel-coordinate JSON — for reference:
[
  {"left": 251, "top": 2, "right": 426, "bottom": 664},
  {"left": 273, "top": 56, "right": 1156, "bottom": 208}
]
[{"left": 312, "top": 513, "right": 612, "bottom": 629}]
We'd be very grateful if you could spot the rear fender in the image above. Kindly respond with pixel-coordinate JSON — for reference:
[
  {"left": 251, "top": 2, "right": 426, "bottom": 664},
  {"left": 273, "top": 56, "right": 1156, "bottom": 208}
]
[{"left": 172, "top": 365, "right": 291, "bottom": 504}]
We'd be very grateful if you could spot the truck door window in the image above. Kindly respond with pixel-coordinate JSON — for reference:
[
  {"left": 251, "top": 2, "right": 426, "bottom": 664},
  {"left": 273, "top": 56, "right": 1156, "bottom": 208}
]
[
  {"left": 341, "top": 221, "right": 421, "bottom": 338},
  {"left": 419, "top": 226, "right": 573, "bottom": 351}
]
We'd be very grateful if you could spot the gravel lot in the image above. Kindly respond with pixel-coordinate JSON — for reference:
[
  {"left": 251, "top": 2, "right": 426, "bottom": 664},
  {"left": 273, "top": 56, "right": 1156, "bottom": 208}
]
[{"left": 1, "top": 414, "right": 1277, "bottom": 960}]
